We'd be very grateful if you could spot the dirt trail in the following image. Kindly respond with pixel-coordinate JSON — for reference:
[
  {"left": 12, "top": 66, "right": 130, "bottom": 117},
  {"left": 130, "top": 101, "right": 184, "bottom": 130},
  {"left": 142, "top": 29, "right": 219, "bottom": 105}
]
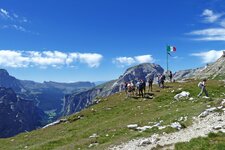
[{"left": 109, "top": 111, "right": 225, "bottom": 150}]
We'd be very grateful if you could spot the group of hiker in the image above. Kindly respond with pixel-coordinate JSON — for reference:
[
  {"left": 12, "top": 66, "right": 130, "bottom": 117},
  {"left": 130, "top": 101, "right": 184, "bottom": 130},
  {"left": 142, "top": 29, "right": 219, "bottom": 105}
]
[
  {"left": 122, "top": 71, "right": 172, "bottom": 98},
  {"left": 122, "top": 70, "right": 209, "bottom": 98}
]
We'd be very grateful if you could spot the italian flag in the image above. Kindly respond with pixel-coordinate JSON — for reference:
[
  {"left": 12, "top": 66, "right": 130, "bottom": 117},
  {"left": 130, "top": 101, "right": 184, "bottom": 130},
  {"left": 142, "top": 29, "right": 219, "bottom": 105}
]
[{"left": 167, "top": 45, "right": 176, "bottom": 52}]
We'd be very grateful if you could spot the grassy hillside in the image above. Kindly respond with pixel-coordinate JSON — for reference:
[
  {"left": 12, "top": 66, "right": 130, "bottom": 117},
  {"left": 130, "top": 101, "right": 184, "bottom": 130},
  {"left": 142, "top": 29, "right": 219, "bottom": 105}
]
[
  {"left": 0, "top": 79, "right": 225, "bottom": 150},
  {"left": 175, "top": 132, "right": 225, "bottom": 150}
]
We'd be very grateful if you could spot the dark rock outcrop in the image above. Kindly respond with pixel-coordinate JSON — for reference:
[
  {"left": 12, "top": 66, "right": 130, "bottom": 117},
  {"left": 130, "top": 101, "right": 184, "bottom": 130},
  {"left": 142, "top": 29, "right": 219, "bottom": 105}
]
[{"left": 0, "top": 87, "right": 44, "bottom": 138}]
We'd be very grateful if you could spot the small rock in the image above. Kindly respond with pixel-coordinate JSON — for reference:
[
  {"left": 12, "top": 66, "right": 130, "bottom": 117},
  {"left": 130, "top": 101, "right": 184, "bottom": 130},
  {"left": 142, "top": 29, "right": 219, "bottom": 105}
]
[
  {"left": 171, "top": 122, "right": 182, "bottom": 130},
  {"left": 24, "top": 146, "right": 28, "bottom": 149},
  {"left": 88, "top": 143, "right": 99, "bottom": 148},
  {"left": 221, "top": 99, "right": 225, "bottom": 105},
  {"left": 139, "top": 139, "right": 151, "bottom": 146},
  {"left": 207, "top": 105, "right": 211, "bottom": 108},
  {"left": 158, "top": 126, "right": 167, "bottom": 130},
  {"left": 206, "top": 107, "right": 217, "bottom": 112},
  {"left": 213, "top": 126, "right": 222, "bottom": 130},
  {"left": 198, "top": 110, "right": 209, "bottom": 118},
  {"left": 178, "top": 117, "right": 184, "bottom": 122},
  {"left": 189, "top": 97, "right": 194, "bottom": 101},
  {"left": 127, "top": 124, "right": 138, "bottom": 129},
  {"left": 217, "top": 106, "right": 223, "bottom": 109},
  {"left": 136, "top": 126, "right": 152, "bottom": 132},
  {"left": 10, "top": 139, "right": 14, "bottom": 142},
  {"left": 89, "top": 133, "right": 98, "bottom": 138}
]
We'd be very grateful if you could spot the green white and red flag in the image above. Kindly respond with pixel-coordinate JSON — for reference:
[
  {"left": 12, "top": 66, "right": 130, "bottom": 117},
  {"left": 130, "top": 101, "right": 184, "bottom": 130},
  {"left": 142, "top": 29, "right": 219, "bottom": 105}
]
[{"left": 167, "top": 45, "right": 176, "bottom": 52}]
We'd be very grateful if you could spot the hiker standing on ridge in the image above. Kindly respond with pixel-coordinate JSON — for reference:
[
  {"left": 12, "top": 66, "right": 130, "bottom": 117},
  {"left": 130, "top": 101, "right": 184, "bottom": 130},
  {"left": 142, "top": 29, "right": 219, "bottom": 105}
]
[
  {"left": 197, "top": 79, "right": 209, "bottom": 97},
  {"left": 124, "top": 82, "right": 128, "bottom": 95},
  {"left": 148, "top": 74, "right": 154, "bottom": 92},
  {"left": 157, "top": 74, "right": 161, "bottom": 87},
  {"left": 136, "top": 80, "right": 141, "bottom": 96},
  {"left": 160, "top": 74, "right": 166, "bottom": 88},
  {"left": 142, "top": 80, "right": 146, "bottom": 95},
  {"left": 169, "top": 71, "right": 173, "bottom": 82}
]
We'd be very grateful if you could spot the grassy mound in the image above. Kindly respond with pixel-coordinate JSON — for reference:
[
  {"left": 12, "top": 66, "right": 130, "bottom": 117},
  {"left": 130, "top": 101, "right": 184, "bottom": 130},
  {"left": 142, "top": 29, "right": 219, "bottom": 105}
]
[{"left": 0, "top": 79, "right": 224, "bottom": 150}]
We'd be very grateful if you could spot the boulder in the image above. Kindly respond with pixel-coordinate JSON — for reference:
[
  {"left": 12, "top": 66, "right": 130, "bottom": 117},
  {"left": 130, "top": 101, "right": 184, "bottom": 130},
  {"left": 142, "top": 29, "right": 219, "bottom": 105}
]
[
  {"left": 127, "top": 124, "right": 138, "bottom": 129},
  {"left": 171, "top": 122, "right": 182, "bottom": 130},
  {"left": 174, "top": 91, "right": 190, "bottom": 100}
]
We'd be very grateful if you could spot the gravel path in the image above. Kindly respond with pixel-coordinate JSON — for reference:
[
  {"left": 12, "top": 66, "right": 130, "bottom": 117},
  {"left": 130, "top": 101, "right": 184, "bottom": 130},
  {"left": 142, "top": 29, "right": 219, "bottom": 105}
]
[{"left": 109, "top": 111, "right": 225, "bottom": 150}]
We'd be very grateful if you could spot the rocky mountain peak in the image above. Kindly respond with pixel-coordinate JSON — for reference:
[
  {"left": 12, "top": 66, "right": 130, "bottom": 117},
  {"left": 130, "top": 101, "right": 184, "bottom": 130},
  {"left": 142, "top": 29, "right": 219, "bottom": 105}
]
[
  {"left": 0, "top": 69, "right": 9, "bottom": 77},
  {"left": 119, "top": 63, "right": 164, "bottom": 83},
  {"left": 0, "top": 69, "right": 24, "bottom": 92}
]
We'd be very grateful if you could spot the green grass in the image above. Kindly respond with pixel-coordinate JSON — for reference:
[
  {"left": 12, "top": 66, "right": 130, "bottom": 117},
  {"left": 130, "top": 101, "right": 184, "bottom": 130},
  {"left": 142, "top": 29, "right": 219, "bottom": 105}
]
[
  {"left": 0, "top": 79, "right": 224, "bottom": 150},
  {"left": 175, "top": 132, "right": 225, "bottom": 150}
]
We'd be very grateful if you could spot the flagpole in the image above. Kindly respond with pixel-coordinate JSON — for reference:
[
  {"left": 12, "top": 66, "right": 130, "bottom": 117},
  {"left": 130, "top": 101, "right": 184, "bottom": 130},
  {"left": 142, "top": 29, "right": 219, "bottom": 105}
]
[{"left": 166, "top": 45, "right": 168, "bottom": 72}]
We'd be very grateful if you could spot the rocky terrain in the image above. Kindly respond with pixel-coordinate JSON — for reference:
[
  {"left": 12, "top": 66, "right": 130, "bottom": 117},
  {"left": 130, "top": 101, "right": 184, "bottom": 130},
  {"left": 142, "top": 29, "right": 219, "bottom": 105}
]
[
  {"left": 173, "top": 54, "right": 225, "bottom": 81},
  {"left": 63, "top": 63, "right": 164, "bottom": 115},
  {"left": 0, "top": 87, "right": 44, "bottom": 138},
  {"left": 110, "top": 99, "right": 225, "bottom": 150}
]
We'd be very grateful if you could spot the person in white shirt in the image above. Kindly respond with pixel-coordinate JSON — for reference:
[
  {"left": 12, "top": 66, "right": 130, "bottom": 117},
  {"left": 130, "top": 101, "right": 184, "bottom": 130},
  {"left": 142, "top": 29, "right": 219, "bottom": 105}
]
[{"left": 197, "top": 79, "right": 209, "bottom": 97}]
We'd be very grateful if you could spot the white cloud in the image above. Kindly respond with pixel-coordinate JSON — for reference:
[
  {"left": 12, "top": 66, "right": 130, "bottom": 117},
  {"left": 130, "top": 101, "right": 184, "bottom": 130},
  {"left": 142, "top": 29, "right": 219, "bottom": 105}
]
[
  {"left": 0, "top": 8, "right": 31, "bottom": 33},
  {"left": 78, "top": 53, "right": 103, "bottom": 68},
  {"left": 0, "top": 8, "right": 28, "bottom": 22},
  {"left": 187, "top": 9, "right": 225, "bottom": 41},
  {"left": 191, "top": 50, "right": 223, "bottom": 63},
  {"left": 113, "top": 54, "right": 155, "bottom": 67},
  {"left": 202, "top": 9, "right": 223, "bottom": 23},
  {"left": 188, "top": 28, "right": 225, "bottom": 41},
  {"left": 0, "top": 50, "right": 103, "bottom": 68},
  {"left": 134, "top": 55, "right": 154, "bottom": 63},
  {"left": 0, "top": 8, "right": 10, "bottom": 19},
  {"left": 113, "top": 57, "right": 135, "bottom": 67},
  {"left": 1, "top": 24, "right": 27, "bottom": 32}
]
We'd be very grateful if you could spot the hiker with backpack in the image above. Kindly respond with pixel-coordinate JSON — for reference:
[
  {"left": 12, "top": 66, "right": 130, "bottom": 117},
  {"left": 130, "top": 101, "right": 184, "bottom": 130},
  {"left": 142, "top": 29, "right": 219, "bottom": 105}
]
[
  {"left": 148, "top": 74, "right": 154, "bottom": 92},
  {"left": 142, "top": 80, "right": 146, "bottom": 95},
  {"left": 197, "top": 79, "right": 209, "bottom": 97},
  {"left": 169, "top": 71, "right": 173, "bottom": 82},
  {"left": 160, "top": 74, "right": 166, "bottom": 88},
  {"left": 136, "top": 79, "right": 144, "bottom": 97}
]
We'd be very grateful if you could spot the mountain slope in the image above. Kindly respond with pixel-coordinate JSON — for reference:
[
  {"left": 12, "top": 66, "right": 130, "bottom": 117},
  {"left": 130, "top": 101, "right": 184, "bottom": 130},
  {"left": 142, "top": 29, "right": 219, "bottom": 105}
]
[
  {"left": 0, "top": 87, "right": 45, "bottom": 138},
  {"left": 0, "top": 69, "right": 25, "bottom": 93},
  {"left": 0, "top": 79, "right": 224, "bottom": 149},
  {"left": 63, "top": 63, "right": 164, "bottom": 115},
  {"left": 174, "top": 54, "right": 225, "bottom": 81},
  {"left": 0, "top": 69, "right": 95, "bottom": 118}
]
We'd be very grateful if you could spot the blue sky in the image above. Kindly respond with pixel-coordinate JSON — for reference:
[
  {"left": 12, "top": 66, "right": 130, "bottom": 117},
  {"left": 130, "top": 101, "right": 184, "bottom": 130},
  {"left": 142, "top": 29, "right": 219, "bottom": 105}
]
[{"left": 0, "top": 0, "right": 225, "bottom": 82}]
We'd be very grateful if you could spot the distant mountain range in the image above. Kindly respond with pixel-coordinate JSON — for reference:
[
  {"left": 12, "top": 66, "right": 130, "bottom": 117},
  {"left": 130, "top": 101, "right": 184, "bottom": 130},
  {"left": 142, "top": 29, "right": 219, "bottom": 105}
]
[{"left": 0, "top": 69, "right": 95, "bottom": 137}]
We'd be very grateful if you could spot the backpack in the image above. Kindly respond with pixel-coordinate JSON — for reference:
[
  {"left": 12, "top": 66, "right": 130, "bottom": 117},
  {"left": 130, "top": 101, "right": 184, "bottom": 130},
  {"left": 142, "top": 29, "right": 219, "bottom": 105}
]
[
  {"left": 198, "top": 82, "right": 203, "bottom": 88},
  {"left": 161, "top": 75, "right": 166, "bottom": 81}
]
